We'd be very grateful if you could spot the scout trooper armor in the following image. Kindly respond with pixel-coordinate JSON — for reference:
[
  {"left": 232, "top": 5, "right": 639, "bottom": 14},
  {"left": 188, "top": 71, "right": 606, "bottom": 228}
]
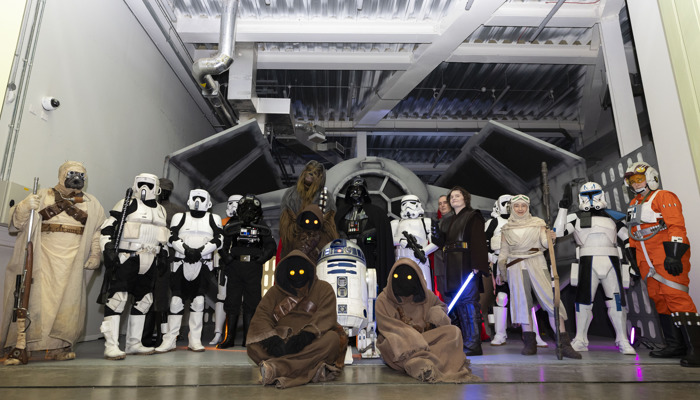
[
  {"left": 390, "top": 195, "right": 438, "bottom": 290},
  {"left": 99, "top": 173, "right": 170, "bottom": 360},
  {"left": 156, "top": 189, "right": 223, "bottom": 353},
  {"left": 554, "top": 182, "right": 635, "bottom": 355}
]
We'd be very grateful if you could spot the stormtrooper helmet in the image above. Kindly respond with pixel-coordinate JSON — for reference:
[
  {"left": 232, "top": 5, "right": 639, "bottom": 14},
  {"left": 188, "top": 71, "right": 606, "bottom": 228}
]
[
  {"left": 187, "top": 189, "right": 212, "bottom": 212},
  {"left": 133, "top": 173, "right": 160, "bottom": 202},
  {"left": 238, "top": 194, "right": 263, "bottom": 225},
  {"left": 624, "top": 162, "right": 660, "bottom": 193},
  {"left": 400, "top": 195, "right": 424, "bottom": 219},
  {"left": 226, "top": 194, "right": 243, "bottom": 218},
  {"left": 496, "top": 194, "right": 512, "bottom": 218},
  {"left": 578, "top": 182, "right": 607, "bottom": 211}
]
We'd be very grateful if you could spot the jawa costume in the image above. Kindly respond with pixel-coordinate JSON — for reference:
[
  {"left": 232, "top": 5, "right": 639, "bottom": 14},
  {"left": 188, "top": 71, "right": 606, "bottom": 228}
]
[
  {"left": 247, "top": 250, "right": 347, "bottom": 389},
  {"left": 293, "top": 204, "right": 336, "bottom": 261},
  {"left": 376, "top": 258, "right": 479, "bottom": 383},
  {"left": 2, "top": 161, "right": 105, "bottom": 364},
  {"left": 279, "top": 160, "right": 337, "bottom": 259}
]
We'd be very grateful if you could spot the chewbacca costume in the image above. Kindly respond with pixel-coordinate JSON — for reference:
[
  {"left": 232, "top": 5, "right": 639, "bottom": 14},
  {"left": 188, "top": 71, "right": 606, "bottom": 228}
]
[
  {"left": 246, "top": 250, "right": 347, "bottom": 388},
  {"left": 376, "top": 258, "right": 479, "bottom": 383}
]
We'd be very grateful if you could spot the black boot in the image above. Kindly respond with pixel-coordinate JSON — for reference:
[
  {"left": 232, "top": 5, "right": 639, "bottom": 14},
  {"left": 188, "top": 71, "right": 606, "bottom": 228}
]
[
  {"left": 521, "top": 332, "right": 537, "bottom": 355},
  {"left": 216, "top": 314, "right": 239, "bottom": 349},
  {"left": 141, "top": 310, "right": 156, "bottom": 347},
  {"left": 457, "top": 303, "right": 482, "bottom": 356},
  {"left": 673, "top": 312, "right": 700, "bottom": 367},
  {"left": 651, "top": 314, "right": 687, "bottom": 358},
  {"left": 242, "top": 312, "right": 253, "bottom": 347},
  {"left": 559, "top": 332, "right": 582, "bottom": 359}
]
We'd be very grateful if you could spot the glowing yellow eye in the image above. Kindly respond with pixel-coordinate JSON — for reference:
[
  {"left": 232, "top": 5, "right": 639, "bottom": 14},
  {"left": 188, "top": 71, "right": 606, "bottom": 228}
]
[
  {"left": 407, "top": 275, "right": 412, "bottom": 280},
  {"left": 393, "top": 273, "right": 398, "bottom": 278},
  {"left": 305, "top": 219, "right": 310, "bottom": 224},
  {"left": 290, "top": 270, "right": 295, "bottom": 276},
  {"left": 314, "top": 220, "right": 318, "bottom": 225},
  {"left": 299, "top": 269, "right": 305, "bottom": 275}
]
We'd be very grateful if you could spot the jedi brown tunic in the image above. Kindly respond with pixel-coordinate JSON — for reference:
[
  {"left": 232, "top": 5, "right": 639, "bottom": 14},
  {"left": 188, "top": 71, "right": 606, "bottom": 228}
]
[{"left": 376, "top": 258, "right": 480, "bottom": 383}]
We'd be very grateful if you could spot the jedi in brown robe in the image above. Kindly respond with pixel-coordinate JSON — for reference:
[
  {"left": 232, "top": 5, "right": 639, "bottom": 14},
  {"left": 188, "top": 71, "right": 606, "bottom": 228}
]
[
  {"left": 246, "top": 250, "right": 347, "bottom": 388},
  {"left": 376, "top": 258, "right": 480, "bottom": 383}
]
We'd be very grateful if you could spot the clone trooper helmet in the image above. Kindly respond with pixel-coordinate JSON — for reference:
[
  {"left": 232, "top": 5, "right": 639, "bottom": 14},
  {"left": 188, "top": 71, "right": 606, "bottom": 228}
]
[
  {"left": 496, "top": 194, "right": 512, "bottom": 218},
  {"left": 400, "top": 195, "right": 424, "bottom": 219},
  {"left": 238, "top": 194, "right": 263, "bottom": 225},
  {"left": 226, "top": 194, "right": 243, "bottom": 218},
  {"left": 133, "top": 173, "right": 160, "bottom": 202},
  {"left": 578, "top": 182, "right": 607, "bottom": 211},
  {"left": 187, "top": 189, "right": 212, "bottom": 212},
  {"left": 624, "top": 162, "right": 660, "bottom": 193}
]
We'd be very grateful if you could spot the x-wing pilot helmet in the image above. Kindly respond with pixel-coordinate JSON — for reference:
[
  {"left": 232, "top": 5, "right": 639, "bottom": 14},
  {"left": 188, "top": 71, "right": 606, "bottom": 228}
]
[
  {"left": 624, "top": 162, "right": 660, "bottom": 193},
  {"left": 226, "top": 194, "right": 243, "bottom": 218},
  {"left": 400, "top": 195, "right": 424, "bottom": 219},
  {"left": 187, "top": 189, "right": 212, "bottom": 212},
  {"left": 496, "top": 194, "right": 512, "bottom": 218},
  {"left": 578, "top": 182, "right": 607, "bottom": 211},
  {"left": 133, "top": 173, "right": 160, "bottom": 202}
]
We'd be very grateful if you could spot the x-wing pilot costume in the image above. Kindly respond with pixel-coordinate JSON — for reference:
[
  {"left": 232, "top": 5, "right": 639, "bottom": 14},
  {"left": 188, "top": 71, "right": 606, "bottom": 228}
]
[
  {"left": 391, "top": 195, "right": 438, "bottom": 291},
  {"left": 99, "top": 173, "right": 169, "bottom": 360},
  {"left": 554, "top": 182, "right": 636, "bottom": 355},
  {"left": 625, "top": 162, "right": 699, "bottom": 367},
  {"left": 156, "top": 189, "right": 223, "bottom": 353}
]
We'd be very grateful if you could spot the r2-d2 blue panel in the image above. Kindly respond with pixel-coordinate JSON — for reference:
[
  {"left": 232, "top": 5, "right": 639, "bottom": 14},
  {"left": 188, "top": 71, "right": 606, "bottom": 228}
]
[{"left": 317, "top": 239, "right": 371, "bottom": 336}]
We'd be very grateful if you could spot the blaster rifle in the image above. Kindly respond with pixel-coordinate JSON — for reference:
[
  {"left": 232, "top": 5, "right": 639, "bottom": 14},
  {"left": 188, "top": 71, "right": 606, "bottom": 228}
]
[
  {"left": 5, "top": 177, "right": 39, "bottom": 365},
  {"left": 542, "top": 162, "right": 563, "bottom": 360},
  {"left": 97, "top": 188, "right": 133, "bottom": 304},
  {"left": 402, "top": 231, "right": 427, "bottom": 264}
]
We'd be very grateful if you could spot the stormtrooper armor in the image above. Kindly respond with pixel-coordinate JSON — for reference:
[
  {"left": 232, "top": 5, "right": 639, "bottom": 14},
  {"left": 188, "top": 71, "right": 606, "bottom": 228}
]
[
  {"left": 99, "top": 174, "right": 170, "bottom": 360},
  {"left": 554, "top": 182, "right": 635, "bottom": 355},
  {"left": 156, "top": 189, "right": 223, "bottom": 353},
  {"left": 316, "top": 239, "right": 379, "bottom": 362},
  {"left": 390, "top": 195, "right": 438, "bottom": 290},
  {"left": 226, "top": 194, "right": 243, "bottom": 218}
]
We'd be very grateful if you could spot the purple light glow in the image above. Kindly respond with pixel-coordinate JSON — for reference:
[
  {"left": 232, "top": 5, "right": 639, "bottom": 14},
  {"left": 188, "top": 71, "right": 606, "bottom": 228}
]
[{"left": 630, "top": 327, "right": 636, "bottom": 344}]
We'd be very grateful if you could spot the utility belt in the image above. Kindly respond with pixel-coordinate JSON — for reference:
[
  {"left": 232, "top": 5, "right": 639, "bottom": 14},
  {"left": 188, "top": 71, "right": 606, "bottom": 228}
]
[
  {"left": 41, "top": 223, "right": 84, "bottom": 235},
  {"left": 630, "top": 222, "right": 667, "bottom": 241},
  {"left": 443, "top": 242, "right": 468, "bottom": 252},
  {"left": 505, "top": 248, "right": 540, "bottom": 268}
]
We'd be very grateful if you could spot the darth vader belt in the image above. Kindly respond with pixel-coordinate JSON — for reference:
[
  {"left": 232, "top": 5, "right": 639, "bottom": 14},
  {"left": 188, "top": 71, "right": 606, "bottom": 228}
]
[{"left": 41, "top": 223, "right": 84, "bottom": 235}]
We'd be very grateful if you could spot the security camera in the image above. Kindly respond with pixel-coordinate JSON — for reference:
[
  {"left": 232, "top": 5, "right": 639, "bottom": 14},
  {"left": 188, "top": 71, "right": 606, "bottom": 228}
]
[{"left": 41, "top": 97, "right": 60, "bottom": 111}]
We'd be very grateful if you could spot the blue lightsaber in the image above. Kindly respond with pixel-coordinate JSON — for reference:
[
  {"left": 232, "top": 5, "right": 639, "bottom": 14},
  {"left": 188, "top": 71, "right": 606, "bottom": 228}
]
[{"left": 447, "top": 271, "right": 476, "bottom": 314}]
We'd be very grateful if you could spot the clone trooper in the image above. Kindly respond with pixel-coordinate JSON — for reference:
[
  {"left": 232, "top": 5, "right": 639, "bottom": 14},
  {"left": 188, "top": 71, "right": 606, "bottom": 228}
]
[
  {"left": 554, "top": 182, "right": 636, "bottom": 355},
  {"left": 485, "top": 195, "right": 547, "bottom": 347},
  {"left": 99, "top": 173, "right": 170, "bottom": 360},
  {"left": 210, "top": 194, "right": 242, "bottom": 345},
  {"left": 156, "top": 189, "right": 223, "bottom": 353},
  {"left": 390, "top": 195, "right": 438, "bottom": 291}
]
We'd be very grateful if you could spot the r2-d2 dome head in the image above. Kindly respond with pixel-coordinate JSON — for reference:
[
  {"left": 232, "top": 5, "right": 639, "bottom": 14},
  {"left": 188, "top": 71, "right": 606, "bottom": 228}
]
[
  {"left": 133, "top": 173, "right": 160, "bottom": 202},
  {"left": 187, "top": 189, "right": 212, "bottom": 212},
  {"left": 578, "top": 182, "right": 607, "bottom": 211},
  {"left": 400, "top": 195, "right": 424, "bottom": 219},
  {"left": 226, "top": 194, "right": 243, "bottom": 218},
  {"left": 624, "top": 161, "right": 660, "bottom": 193}
]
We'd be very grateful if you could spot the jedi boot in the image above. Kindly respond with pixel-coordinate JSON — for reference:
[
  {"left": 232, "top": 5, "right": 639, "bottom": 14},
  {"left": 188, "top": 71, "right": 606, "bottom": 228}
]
[
  {"left": 458, "top": 303, "right": 482, "bottom": 356},
  {"left": 559, "top": 332, "right": 583, "bottom": 359},
  {"left": 521, "top": 331, "right": 537, "bottom": 355}
]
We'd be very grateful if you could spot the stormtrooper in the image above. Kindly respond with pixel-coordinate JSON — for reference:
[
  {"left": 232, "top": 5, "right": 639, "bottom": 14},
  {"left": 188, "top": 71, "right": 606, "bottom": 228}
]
[
  {"left": 99, "top": 173, "right": 170, "bottom": 360},
  {"left": 554, "top": 182, "right": 636, "bottom": 355},
  {"left": 210, "top": 194, "right": 242, "bottom": 345},
  {"left": 485, "top": 195, "right": 548, "bottom": 347},
  {"left": 216, "top": 194, "right": 275, "bottom": 349},
  {"left": 390, "top": 195, "right": 438, "bottom": 291},
  {"left": 156, "top": 189, "right": 223, "bottom": 353}
]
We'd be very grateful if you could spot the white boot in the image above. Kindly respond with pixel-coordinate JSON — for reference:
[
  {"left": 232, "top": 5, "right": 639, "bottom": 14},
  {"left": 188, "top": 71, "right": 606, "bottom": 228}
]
[
  {"left": 532, "top": 308, "right": 549, "bottom": 348},
  {"left": 490, "top": 306, "right": 508, "bottom": 345},
  {"left": 188, "top": 311, "right": 205, "bottom": 352},
  {"left": 100, "top": 315, "right": 126, "bottom": 360},
  {"left": 571, "top": 303, "right": 593, "bottom": 352},
  {"left": 210, "top": 302, "right": 226, "bottom": 345},
  {"left": 125, "top": 315, "right": 155, "bottom": 355},
  {"left": 607, "top": 302, "right": 636, "bottom": 355},
  {"left": 155, "top": 315, "right": 182, "bottom": 353}
]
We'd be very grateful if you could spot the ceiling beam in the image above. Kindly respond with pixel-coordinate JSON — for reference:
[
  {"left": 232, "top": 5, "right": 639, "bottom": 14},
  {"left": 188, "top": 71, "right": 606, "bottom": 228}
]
[
  {"left": 447, "top": 42, "right": 599, "bottom": 65},
  {"left": 314, "top": 118, "right": 581, "bottom": 133},
  {"left": 255, "top": 51, "right": 413, "bottom": 70},
  {"left": 484, "top": 1, "right": 600, "bottom": 28}
]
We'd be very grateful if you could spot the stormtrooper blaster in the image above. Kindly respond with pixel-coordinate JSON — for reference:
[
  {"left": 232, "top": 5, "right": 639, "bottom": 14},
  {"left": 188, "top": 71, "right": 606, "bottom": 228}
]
[{"left": 402, "top": 231, "right": 427, "bottom": 264}]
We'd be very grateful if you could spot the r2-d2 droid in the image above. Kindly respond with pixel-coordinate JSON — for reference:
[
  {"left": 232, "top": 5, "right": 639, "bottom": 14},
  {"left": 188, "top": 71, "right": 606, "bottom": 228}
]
[{"left": 317, "top": 239, "right": 379, "bottom": 363}]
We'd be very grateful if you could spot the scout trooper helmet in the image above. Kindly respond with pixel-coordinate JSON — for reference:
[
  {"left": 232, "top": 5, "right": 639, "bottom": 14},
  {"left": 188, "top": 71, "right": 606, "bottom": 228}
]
[
  {"left": 578, "top": 182, "right": 607, "bottom": 211},
  {"left": 400, "top": 195, "right": 424, "bottom": 219},
  {"left": 624, "top": 162, "right": 660, "bottom": 192},
  {"left": 133, "top": 173, "right": 160, "bottom": 202},
  {"left": 187, "top": 189, "right": 212, "bottom": 212},
  {"left": 496, "top": 194, "right": 512, "bottom": 218},
  {"left": 226, "top": 194, "right": 243, "bottom": 218}
]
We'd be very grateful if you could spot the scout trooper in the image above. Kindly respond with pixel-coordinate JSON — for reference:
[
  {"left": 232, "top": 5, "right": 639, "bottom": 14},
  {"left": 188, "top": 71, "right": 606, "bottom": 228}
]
[
  {"left": 156, "top": 189, "right": 223, "bottom": 353},
  {"left": 99, "top": 173, "right": 170, "bottom": 360},
  {"left": 210, "top": 194, "right": 242, "bottom": 345},
  {"left": 390, "top": 195, "right": 438, "bottom": 290},
  {"left": 554, "top": 182, "right": 636, "bottom": 355},
  {"left": 485, "top": 195, "right": 547, "bottom": 347}
]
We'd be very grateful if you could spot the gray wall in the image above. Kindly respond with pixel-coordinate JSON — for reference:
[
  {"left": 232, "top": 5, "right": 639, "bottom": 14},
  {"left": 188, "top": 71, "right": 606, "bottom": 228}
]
[{"left": 0, "top": 0, "right": 216, "bottom": 341}]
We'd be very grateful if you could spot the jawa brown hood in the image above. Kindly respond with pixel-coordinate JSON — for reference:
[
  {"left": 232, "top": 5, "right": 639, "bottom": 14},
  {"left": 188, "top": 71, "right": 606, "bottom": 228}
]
[
  {"left": 384, "top": 258, "right": 428, "bottom": 305},
  {"left": 296, "top": 204, "right": 324, "bottom": 227},
  {"left": 275, "top": 250, "right": 317, "bottom": 296}
]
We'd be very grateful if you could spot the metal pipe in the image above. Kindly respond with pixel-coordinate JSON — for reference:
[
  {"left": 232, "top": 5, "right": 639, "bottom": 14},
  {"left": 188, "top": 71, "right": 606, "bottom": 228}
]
[
  {"left": 1, "top": 0, "right": 47, "bottom": 181},
  {"left": 528, "top": 0, "right": 566, "bottom": 43},
  {"left": 192, "top": 0, "right": 238, "bottom": 90},
  {"left": 483, "top": 85, "right": 511, "bottom": 117}
]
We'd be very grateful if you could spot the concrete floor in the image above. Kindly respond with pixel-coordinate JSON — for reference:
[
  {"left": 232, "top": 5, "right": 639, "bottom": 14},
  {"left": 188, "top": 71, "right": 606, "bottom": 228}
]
[{"left": 1, "top": 333, "right": 699, "bottom": 400}]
